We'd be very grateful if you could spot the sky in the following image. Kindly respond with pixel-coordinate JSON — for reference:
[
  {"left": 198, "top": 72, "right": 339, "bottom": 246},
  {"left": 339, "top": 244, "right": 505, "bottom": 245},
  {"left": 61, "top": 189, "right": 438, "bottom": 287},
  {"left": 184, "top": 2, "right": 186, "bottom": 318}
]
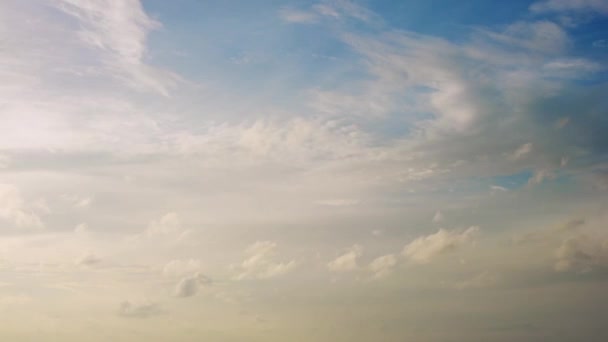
[{"left": 1, "top": 0, "right": 608, "bottom": 341}]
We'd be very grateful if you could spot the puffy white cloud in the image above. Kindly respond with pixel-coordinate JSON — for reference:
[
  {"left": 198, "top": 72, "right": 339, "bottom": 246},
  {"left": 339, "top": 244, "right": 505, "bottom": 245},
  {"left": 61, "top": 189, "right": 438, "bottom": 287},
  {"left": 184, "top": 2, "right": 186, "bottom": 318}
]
[
  {"left": 403, "top": 227, "right": 479, "bottom": 263},
  {"left": 327, "top": 244, "right": 362, "bottom": 273},
  {"left": 235, "top": 241, "right": 296, "bottom": 280},
  {"left": 368, "top": 254, "right": 397, "bottom": 278}
]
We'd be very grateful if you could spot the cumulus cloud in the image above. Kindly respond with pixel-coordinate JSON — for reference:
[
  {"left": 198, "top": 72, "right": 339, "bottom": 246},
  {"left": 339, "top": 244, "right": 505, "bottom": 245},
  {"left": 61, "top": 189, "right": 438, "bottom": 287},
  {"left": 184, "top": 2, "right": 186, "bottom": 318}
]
[
  {"left": 235, "top": 241, "right": 296, "bottom": 280},
  {"left": 327, "top": 244, "right": 363, "bottom": 273},
  {"left": 118, "top": 300, "right": 162, "bottom": 318},
  {"left": 368, "top": 254, "right": 397, "bottom": 278},
  {"left": 173, "top": 273, "right": 212, "bottom": 298},
  {"left": 403, "top": 227, "right": 479, "bottom": 263}
]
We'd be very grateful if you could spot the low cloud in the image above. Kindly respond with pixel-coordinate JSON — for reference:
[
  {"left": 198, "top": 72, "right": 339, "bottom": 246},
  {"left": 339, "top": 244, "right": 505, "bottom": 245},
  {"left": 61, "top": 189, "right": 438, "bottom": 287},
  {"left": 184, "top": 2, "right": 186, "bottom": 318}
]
[
  {"left": 173, "top": 273, "right": 212, "bottom": 298},
  {"left": 368, "top": 254, "right": 397, "bottom": 278},
  {"left": 327, "top": 244, "right": 363, "bottom": 273},
  {"left": 403, "top": 227, "right": 479, "bottom": 263},
  {"left": 235, "top": 241, "right": 296, "bottom": 280}
]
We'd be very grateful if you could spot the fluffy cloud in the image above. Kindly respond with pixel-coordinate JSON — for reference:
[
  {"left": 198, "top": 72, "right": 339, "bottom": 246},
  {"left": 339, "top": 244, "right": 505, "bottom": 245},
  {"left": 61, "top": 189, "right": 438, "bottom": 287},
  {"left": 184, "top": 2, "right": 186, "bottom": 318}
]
[
  {"left": 173, "top": 273, "right": 212, "bottom": 298},
  {"left": 235, "top": 241, "right": 296, "bottom": 280},
  {"left": 368, "top": 254, "right": 397, "bottom": 278},
  {"left": 403, "top": 227, "right": 479, "bottom": 263},
  {"left": 327, "top": 244, "right": 363, "bottom": 273}
]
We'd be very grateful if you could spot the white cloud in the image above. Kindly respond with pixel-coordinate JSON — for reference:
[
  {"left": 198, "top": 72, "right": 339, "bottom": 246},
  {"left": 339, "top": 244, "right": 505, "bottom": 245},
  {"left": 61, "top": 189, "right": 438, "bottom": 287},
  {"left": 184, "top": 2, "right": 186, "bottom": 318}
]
[
  {"left": 528, "top": 169, "right": 555, "bottom": 185},
  {"left": 510, "top": 143, "right": 533, "bottom": 160},
  {"left": 403, "top": 227, "right": 479, "bottom": 263},
  {"left": 530, "top": 0, "right": 608, "bottom": 15},
  {"left": 53, "top": 0, "right": 180, "bottom": 95},
  {"left": 327, "top": 244, "right": 362, "bottom": 273},
  {"left": 368, "top": 254, "right": 397, "bottom": 278},
  {"left": 491, "top": 185, "right": 508, "bottom": 192},
  {"left": 235, "top": 241, "right": 296, "bottom": 280}
]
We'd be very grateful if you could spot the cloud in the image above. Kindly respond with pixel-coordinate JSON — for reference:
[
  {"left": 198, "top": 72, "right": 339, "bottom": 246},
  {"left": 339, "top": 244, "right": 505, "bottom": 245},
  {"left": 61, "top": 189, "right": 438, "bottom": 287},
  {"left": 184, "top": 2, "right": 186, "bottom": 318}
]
[
  {"left": 530, "top": 0, "right": 608, "bottom": 15},
  {"left": 278, "top": 8, "right": 319, "bottom": 23},
  {"left": 327, "top": 244, "right": 362, "bottom": 273},
  {"left": 368, "top": 254, "right": 397, "bottom": 278},
  {"left": 432, "top": 210, "right": 444, "bottom": 223},
  {"left": 74, "top": 223, "right": 89, "bottom": 234},
  {"left": 510, "top": 143, "right": 533, "bottom": 160},
  {"left": 76, "top": 253, "right": 102, "bottom": 266},
  {"left": 118, "top": 300, "right": 162, "bottom": 318},
  {"left": 146, "top": 212, "right": 182, "bottom": 236},
  {"left": 528, "top": 169, "right": 556, "bottom": 185},
  {"left": 554, "top": 234, "right": 608, "bottom": 273},
  {"left": 235, "top": 241, "right": 296, "bottom": 280},
  {"left": 53, "top": 0, "right": 180, "bottom": 95},
  {"left": 0, "top": 184, "right": 44, "bottom": 229},
  {"left": 173, "top": 273, "right": 212, "bottom": 298},
  {"left": 455, "top": 272, "right": 500, "bottom": 290},
  {"left": 403, "top": 227, "right": 479, "bottom": 263},
  {"left": 491, "top": 185, "right": 508, "bottom": 192}
]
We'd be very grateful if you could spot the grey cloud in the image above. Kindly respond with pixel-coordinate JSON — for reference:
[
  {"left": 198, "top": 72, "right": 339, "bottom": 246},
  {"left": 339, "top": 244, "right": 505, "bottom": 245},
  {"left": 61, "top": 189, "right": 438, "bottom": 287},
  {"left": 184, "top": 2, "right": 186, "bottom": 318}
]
[{"left": 118, "top": 300, "right": 162, "bottom": 318}]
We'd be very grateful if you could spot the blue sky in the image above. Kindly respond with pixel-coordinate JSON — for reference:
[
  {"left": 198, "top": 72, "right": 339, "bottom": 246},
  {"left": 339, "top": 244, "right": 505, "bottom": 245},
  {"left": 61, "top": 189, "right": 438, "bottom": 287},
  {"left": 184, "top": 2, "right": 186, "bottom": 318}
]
[{"left": 1, "top": 0, "right": 608, "bottom": 341}]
